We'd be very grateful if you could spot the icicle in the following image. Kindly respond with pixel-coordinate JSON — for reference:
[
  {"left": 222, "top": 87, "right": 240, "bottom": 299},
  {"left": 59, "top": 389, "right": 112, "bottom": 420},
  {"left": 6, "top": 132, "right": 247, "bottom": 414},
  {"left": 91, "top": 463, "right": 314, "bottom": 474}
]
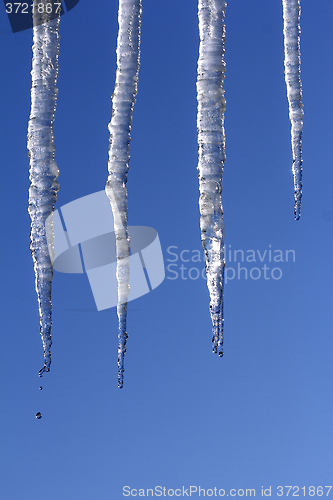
[
  {"left": 197, "top": 0, "right": 226, "bottom": 356},
  {"left": 106, "top": 0, "right": 142, "bottom": 388},
  {"left": 282, "top": 0, "right": 304, "bottom": 220},
  {"left": 27, "top": 12, "right": 60, "bottom": 376}
]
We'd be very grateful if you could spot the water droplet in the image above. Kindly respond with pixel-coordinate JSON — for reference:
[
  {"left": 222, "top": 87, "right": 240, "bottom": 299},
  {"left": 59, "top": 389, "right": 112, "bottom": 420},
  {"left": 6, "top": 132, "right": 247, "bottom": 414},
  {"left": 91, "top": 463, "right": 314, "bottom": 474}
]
[
  {"left": 39, "top": 386, "right": 43, "bottom": 390},
  {"left": 35, "top": 412, "right": 42, "bottom": 419}
]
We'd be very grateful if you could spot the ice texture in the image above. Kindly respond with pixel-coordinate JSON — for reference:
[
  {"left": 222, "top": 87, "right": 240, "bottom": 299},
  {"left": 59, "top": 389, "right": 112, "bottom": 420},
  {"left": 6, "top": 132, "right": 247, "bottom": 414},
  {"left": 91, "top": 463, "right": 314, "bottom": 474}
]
[
  {"left": 27, "top": 13, "right": 60, "bottom": 376},
  {"left": 106, "top": 0, "right": 142, "bottom": 388},
  {"left": 197, "top": 0, "right": 226, "bottom": 356},
  {"left": 282, "top": 0, "right": 304, "bottom": 220}
]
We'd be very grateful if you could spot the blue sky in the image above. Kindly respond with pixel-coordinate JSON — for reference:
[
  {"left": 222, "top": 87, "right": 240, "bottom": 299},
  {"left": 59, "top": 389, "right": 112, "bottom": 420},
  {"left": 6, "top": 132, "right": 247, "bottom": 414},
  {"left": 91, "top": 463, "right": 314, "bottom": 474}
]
[{"left": 0, "top": 1, "right": 332, "bottom": 498}]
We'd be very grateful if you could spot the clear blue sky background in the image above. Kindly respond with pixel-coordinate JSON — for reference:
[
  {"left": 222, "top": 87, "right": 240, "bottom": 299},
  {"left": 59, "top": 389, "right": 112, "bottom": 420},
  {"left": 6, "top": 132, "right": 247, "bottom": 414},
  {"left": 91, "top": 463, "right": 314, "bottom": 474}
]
[{"left": 0, "top": 1, "right": 332, "bottom": 498}]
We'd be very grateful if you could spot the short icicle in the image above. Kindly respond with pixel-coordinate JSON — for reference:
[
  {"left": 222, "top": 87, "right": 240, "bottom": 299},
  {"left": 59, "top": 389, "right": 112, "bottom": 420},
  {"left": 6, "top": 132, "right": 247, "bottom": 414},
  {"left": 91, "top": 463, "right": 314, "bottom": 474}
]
[
  {"left": 106, "top": 0, "right": 142, "bottom": 388},
  {"left": 282, "top": 0, "right": 304, "bottom": 220},
  {"left": 27, "top": 12, "right": 60, "bottom": 376},
  {"left": 197, "top": 0, "right": 226, "bottom": 356}
]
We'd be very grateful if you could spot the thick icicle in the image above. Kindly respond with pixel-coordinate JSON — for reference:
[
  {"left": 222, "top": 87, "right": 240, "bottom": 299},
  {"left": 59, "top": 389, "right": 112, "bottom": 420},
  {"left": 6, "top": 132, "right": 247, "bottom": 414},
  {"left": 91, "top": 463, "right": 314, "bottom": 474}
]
[
  {"left": 106, "top": 0, "right": 142, "bottom": 388},
  {"left": 27, "top": 13, "right": 60, "bottom": 376},
  {"left": 282, "top": 0, "right": 304, "bottom": 220},
  {"left": 197, "top": 0, "right": 226, "bottom": 356}
]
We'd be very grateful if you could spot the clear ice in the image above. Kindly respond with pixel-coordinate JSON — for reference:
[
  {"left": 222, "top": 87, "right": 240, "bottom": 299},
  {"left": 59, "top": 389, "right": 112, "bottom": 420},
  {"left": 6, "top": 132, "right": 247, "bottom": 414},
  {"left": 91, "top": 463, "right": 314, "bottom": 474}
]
[
  {"left": 197, "top": 0, "right": 226, "bottom": 356},
  {"left": 27, "top": 13, "right": 60, "bottom": 376},
  {"left": 282, "top": 0, "right": 304, "bottom": 219},
  {"left": 106, "top": 0, "right": 142, "bottom": 388}
]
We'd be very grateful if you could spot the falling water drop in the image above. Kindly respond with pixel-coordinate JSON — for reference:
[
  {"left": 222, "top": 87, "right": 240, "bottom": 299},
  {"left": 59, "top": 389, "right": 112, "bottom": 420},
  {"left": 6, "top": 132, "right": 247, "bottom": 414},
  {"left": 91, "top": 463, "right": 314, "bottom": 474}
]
[{"left": 35, "top": 412, "right": 42, "bottom": 419}]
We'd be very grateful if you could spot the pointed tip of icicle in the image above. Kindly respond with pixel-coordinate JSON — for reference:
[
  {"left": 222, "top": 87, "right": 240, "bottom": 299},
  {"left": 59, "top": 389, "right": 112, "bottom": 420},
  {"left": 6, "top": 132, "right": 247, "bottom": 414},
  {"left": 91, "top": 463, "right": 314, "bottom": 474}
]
[
  {"left": 212, "top": 343, "right": 224, "bottom": 358},
  {"left": 117, "top": 332, "right": 128, "bottom": 389},
  {"left": 294, "top": 186, "right": 302, "bottom": 221},
  {"left": 117, "top": 357, "right": 125, "bottom": 388},
  {"left": 117, "top": 362, "right": 125, "bottom": 389},
  {"left": 212, "top": 337, "right": 223, "bottom": 354},
  {"left": 211, "top": 310, "right": 224, "bottom": 358},
  {"left": 294, "top": 198, "right": 302, "bottom": 220},
  {"left": 39, "top": 365, "right": 50, "bottom": 377},
  {"left": 212, "top": 334, "right": 224, "bottom": 357},
  {"left": 117, "top": 361, "right": 125, "bottom": 389}
]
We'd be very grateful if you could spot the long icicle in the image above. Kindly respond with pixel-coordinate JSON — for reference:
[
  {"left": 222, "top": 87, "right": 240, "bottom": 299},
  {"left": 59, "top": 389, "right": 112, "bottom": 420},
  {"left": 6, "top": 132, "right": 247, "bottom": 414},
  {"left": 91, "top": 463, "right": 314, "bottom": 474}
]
[
  {"left": 282, "top": 0, "right": 304, "bottom": 220},
  {"left": 106, "top": 0, "right": 142, "bottom": 388},
  {"left": 197, "top": 0, "right": 226, "bottom": 356},
  {"left": 27, "top": 12, "right": 60, "bottom": 376}
]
